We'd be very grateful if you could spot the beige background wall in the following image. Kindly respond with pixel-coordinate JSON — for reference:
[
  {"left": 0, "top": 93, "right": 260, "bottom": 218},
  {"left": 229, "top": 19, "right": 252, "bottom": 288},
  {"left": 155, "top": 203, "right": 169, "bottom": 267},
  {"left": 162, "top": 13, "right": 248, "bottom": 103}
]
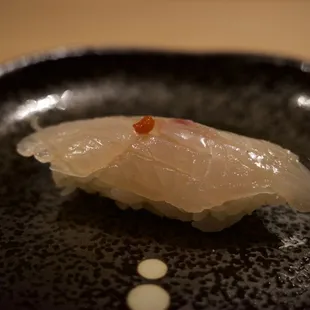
[{"left": 0, "top": 1, "right": 309, "bottom": 63}]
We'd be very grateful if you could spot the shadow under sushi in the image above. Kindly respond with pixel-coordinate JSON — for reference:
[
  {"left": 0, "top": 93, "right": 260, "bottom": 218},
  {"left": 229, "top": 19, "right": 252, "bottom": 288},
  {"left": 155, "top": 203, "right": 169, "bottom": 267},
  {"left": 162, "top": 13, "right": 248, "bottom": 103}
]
[{"left": 57, "top": 191, "right": 282, "bottom": 250}]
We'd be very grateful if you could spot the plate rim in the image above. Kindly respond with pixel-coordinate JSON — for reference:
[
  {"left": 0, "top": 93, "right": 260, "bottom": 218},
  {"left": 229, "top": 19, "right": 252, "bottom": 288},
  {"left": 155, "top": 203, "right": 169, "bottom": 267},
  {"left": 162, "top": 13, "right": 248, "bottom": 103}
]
[{"left": 0, "top": 47, "right": 309, "bottom": 79}]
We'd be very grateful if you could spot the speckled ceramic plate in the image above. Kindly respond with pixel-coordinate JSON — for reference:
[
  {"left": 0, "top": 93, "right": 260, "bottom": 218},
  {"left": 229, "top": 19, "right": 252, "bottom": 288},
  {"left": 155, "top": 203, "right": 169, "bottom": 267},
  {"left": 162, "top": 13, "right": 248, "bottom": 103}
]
[{"left": 1, "top": 50, "right": 310, "bottom": 310}]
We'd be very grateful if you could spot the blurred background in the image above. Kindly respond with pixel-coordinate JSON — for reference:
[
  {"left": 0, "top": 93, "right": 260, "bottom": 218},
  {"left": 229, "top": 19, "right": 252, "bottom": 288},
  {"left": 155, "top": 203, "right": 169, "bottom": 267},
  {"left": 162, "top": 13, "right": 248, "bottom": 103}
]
[{"left": 0, "top": 0, "right": 309, "bottom": 62}]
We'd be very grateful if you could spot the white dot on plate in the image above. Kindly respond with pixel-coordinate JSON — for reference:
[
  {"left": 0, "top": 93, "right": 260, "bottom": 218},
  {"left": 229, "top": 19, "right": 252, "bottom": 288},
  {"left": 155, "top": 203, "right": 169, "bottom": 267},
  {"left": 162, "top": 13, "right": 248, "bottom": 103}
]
[
  {"left": 127, "top": 284, "right": 170, "bottom": 310},
  {"left": 137, "top": 258, "right": 168, "bottom": 280}
]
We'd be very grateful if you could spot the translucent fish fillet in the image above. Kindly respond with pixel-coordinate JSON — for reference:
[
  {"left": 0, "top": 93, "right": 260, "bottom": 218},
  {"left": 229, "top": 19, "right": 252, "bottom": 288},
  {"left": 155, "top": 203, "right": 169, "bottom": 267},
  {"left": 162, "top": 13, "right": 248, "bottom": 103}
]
[{"left": 16, "top": 116, "right": 310, "bottom": 232}]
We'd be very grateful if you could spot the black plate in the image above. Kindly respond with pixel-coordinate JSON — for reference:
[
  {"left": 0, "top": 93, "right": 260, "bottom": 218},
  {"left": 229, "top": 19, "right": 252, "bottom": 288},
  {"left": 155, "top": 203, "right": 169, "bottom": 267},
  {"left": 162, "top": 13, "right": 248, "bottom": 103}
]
[{"left": 1, "top": 50, "right": 310, "bottom": 310}]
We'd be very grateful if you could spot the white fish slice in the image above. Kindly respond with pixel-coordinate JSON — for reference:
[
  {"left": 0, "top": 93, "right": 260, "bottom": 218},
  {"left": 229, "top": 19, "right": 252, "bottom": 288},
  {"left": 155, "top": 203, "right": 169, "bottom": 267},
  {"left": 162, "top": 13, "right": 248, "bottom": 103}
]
[{"left": 17, "top": 116, "right": 310, "bottom": 232}]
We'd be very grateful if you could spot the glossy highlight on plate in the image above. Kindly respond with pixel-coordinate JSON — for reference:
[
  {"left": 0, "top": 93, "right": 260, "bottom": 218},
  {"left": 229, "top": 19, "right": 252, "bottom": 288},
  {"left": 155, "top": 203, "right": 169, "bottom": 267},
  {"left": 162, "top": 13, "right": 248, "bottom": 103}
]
[{"left": 137, "top": 258, "right": 168, "bottom": 280}]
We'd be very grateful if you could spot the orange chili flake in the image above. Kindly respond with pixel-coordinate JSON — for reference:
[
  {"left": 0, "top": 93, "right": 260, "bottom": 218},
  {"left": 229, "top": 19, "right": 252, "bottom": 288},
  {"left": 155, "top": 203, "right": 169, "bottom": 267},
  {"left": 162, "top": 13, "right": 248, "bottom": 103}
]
[{"left": 133, "top": 116, "right": 155, "bottom": 134}]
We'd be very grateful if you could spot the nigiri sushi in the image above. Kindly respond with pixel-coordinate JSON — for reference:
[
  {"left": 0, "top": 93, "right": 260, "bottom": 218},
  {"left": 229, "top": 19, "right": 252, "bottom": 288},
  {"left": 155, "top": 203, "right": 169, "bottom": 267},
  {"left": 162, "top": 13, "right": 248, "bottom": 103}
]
[{"left": 16, "top": 116, "right": 310, "bottom": 232}]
